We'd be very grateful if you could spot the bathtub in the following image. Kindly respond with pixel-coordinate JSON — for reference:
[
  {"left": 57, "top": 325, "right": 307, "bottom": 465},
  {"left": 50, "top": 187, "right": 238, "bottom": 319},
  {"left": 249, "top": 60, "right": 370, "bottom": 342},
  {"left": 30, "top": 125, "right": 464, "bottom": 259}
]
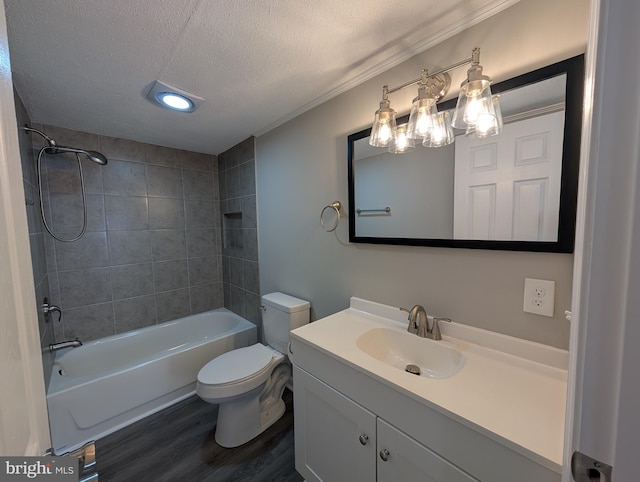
[{"left": 47, "top": 308, "right": 257, "bottom": 453}]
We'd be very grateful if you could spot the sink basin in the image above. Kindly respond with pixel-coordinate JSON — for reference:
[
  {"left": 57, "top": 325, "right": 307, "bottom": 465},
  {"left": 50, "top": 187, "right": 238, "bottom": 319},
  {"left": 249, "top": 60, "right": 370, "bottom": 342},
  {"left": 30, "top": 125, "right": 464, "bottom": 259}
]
[{"left": 356, "top": 327, "right": 465, "bottom": 379}]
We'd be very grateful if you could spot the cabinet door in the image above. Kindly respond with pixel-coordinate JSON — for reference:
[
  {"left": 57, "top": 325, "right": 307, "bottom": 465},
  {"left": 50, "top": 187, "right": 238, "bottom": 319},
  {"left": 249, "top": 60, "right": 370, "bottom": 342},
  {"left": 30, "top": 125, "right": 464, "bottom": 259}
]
[
  {"left": 293, "top": 366, "right": 376, "bottom": 482},
  {"left": 377, "top": 418, "right": 479, "bottom": 482}
]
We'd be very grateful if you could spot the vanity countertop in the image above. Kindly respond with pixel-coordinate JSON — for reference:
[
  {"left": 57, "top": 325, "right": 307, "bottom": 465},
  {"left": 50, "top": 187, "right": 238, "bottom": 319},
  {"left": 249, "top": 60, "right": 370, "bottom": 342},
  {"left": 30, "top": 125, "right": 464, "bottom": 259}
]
[{"left": 290, "top": 297, "right": 568, "bottom": 472}]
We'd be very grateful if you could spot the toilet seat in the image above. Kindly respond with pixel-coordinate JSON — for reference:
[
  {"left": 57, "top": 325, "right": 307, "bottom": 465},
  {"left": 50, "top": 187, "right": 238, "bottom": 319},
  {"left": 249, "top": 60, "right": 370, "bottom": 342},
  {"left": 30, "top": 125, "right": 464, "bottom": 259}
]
[{"left": 197, "top": 344, "right": 284, "bottom": 400}]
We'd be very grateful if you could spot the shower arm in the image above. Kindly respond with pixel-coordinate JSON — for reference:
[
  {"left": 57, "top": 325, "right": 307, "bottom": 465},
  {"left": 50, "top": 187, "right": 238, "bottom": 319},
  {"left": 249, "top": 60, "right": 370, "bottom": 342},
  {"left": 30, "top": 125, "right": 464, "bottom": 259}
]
[{"left": 20, "top": 125, "right": 56, "bottom": 146}]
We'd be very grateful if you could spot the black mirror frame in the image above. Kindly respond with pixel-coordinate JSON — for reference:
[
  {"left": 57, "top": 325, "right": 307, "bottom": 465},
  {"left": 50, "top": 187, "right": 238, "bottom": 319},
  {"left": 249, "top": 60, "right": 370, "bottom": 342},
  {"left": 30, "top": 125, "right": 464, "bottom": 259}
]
[{"left": 348, "top": 54, "right": 584, "bottom": 253}]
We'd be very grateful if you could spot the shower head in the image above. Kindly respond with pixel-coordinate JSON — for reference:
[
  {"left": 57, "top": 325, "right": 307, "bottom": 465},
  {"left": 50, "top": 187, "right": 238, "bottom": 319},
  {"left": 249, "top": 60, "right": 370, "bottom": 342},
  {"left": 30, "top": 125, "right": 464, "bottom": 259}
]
[
  {"left": 85, "top": 151, "right": 109, "bottom": 166},
  {"left": 20, "top": 126, "right": 108, "bottom": 165},
  {"left": 50, "top": 146, "right": 109, "bottom": 165}
]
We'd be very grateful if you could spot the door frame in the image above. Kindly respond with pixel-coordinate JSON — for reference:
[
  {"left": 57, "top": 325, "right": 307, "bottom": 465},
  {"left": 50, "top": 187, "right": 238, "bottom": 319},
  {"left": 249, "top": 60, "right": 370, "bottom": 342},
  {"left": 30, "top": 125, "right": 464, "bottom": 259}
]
[{"left": 0, "top": 0, "right": 51, "bottom": 456}]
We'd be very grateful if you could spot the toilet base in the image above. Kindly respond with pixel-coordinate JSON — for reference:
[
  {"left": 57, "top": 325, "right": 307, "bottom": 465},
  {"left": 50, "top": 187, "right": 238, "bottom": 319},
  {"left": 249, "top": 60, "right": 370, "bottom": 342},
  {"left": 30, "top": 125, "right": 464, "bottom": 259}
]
[{"left": 214, "top": 363, "right": 291, "bottom": 448}]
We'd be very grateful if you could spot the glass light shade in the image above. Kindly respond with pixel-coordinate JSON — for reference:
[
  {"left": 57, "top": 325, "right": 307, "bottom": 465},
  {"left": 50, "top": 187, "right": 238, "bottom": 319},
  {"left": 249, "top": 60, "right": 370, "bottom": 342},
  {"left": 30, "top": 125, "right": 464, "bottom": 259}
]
[
  {"left": 451, "top": 78, "right": 494, "bottom": 129},
  {"left": 466, "top": 95, "right": 503, "bottom": 138},
  {"left": 369, "top": 104, "right": 398, "bottom": 147},
  {"left": 406, "top": 96, "right": 438, "bottom": 139},
  {"left": 423, "top": 112, "right": 454, "bottom": 147},
  {"left": 389, "top": 124, "right": 415, "bottom": 153}
]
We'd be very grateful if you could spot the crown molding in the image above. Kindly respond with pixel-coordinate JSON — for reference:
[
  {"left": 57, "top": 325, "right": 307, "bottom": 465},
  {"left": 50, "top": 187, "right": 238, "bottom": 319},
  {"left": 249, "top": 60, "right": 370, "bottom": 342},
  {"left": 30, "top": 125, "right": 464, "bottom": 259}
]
[{"left": 255, "top": 0, "right": 520, "bottom": 138}]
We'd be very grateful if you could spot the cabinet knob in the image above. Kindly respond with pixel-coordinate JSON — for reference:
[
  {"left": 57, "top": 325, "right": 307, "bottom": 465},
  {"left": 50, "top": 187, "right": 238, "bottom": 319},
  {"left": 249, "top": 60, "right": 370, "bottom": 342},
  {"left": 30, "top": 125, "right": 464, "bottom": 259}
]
[
  {"left": 379, "top": 449, "right": 390, "bottom": 462},
  {"left": 358, "top": 434, "right": 369, "bottom": 445}
]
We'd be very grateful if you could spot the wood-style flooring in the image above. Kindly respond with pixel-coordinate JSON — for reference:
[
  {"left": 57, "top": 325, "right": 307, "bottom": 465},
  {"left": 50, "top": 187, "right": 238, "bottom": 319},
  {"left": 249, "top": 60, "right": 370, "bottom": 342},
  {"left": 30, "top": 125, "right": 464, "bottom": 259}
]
[{"left": 97, "top": 390, "right": 303, "bottom": 482}]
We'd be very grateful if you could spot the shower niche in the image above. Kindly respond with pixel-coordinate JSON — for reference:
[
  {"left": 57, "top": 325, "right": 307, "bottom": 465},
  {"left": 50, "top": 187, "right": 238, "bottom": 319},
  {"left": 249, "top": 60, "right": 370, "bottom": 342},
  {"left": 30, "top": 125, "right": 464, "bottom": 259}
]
[{"left": 223, "top": 211, "right": 244, "bottom": 250}]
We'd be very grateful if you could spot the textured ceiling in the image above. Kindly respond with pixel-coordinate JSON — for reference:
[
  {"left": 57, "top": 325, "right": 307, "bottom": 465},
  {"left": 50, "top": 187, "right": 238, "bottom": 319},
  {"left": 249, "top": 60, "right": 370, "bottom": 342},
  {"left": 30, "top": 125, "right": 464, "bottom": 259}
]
[{"left": 4, "top": 0, "right": 517, "bottom": 154}]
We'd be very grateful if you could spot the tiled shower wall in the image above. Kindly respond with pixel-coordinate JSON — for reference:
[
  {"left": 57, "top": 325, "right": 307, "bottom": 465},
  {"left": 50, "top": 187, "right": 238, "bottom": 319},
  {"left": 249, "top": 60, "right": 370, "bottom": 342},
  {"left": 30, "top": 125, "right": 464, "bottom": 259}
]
[
  {"left": 15, "top": 92, "right": 55, "bottom": 387},
  {"left": 36, "top": 125, "right": 224, "bottom": 342},
  {"left": 218, "top": 138, "right": 262, "bottom": 331}
]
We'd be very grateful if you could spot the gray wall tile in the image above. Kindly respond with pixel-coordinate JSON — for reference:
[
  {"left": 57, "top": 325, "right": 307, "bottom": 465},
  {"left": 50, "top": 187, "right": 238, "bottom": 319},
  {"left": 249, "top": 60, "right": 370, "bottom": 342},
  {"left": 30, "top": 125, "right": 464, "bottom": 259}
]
[
  {"left": 185, "top": 200, "right": 215, "bottom": 228},
  {"left": 111, "top": 263, "right": 154, "bottom": 300},
  {"left": 58, "top": 267, "right": 112, "bottom": 308},
  {"left": 63, "top": 302, "right": 115, "bottom": 342},
  {"left": 44, "top": 125, "right": 99, "bottom": 152},
  {"left": 218, "top": 168, "right": 227, "bottom": 199},
  {"left": 108, "top": 230, "right": 152, "bottom": 265},
  {"left": 103, "top": 160, "right": 147, "bottom": 196},
  {"left": 239, "top": 161, "right": 256, "bottom": 196},
  {"left": 156, "top": 289, "right": 191, "bottom": 323},
  {"left": 186, "top": 229, "right": 216, "bottom": 258},
  {"left": 105, "top": 195, "right": 149, "bottom": 230},
  {"left": 25, "top": 125, "right": 241, "bottom": 343},
  {"left": 44, "top": 237, "right": 57, "bottom": 274},
  {"left": 188, "top": 257, "right": 218, "bottom": 286},
  {"left": 29, "top": 233, "right": 46, "bottom": 284},
  {"left": 242, "top": 228, "right": 259, "bottom": 261},
  {"left": 150, "top": 229, "right": 186, "bottom": 261},
  {"left": 244, "top": 291, "right": 262, "bottom": 326},
  {"left": 100, "top": 136, "right": 146, "bottom": 163},
  {"left": 228, "top": 256, "right": 243, "bottom": 287},
  {"left": 50, "top": 193, "right": 105, "bottom": 233},
  {"left": 181, "top": 151, "right": 213, "bottom": 172},
  {"left": 183, "top": 169, "right": 214, "bottom": 200},
  {"left": 44, "top": 154, "right": 82, "bottom": 194},
  {"left": 220, "top": 146, "right": 238, "bottom": 170},
  {"left": 243, "top": 260, "right": 260, "bottom": 294},
  {"left": 191, "top": 283, "right": 223, "bottom": 314},
  {"left": 79, "top": 161, "right": 105, "bottom": 194},
  {"left": 226, "top": 166, "right": 241, "bottom": 199},
  {"left": 149, "top": 198, "right": 184, "bottom": 229},
  {"left": 238, "top": 137, "right": 255, "bottom": 164},
  {"left": 153, "top": 259, "right": 189, "bottom": 292},
  {"left": 114, "top": 295, "right": 157, "bottom": 332},
  {"left": 144, "top": 144, "right": 181, "bottom": 168},
  {"left": 55, "top": 232, "right": 109, "bottom": 270},
  {"left": 217, "top": 138, "right": 260, "bottom": 320},
  {"left": 146, "top": 165, "right": 183, "bottom": 198},
  {"left": 229, "top": 285, "right": 245, "bottom": 317},
  {"left": 242, "top": 196, "right": 257, "bottom": 228}
]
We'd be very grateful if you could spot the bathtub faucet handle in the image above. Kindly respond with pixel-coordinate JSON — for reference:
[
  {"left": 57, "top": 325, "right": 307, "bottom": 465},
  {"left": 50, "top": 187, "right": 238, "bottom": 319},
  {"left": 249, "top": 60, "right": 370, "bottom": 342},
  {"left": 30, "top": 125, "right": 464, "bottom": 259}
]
[{"left": 42, "top": 297, "right": 62, "bottom": 323}]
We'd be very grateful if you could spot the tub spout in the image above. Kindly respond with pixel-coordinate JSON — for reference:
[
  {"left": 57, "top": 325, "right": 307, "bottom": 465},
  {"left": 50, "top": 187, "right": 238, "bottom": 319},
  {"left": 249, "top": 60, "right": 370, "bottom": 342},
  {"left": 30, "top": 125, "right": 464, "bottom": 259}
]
[{"left": 50, "top": 339, "right": 83, "bottom": 352}]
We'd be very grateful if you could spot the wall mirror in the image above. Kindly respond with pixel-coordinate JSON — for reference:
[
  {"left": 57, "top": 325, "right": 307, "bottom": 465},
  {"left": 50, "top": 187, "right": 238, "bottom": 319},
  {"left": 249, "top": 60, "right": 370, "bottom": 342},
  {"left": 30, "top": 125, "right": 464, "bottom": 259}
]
[{"left": 348, "top": 55, "right": 584, "bottom": 252}]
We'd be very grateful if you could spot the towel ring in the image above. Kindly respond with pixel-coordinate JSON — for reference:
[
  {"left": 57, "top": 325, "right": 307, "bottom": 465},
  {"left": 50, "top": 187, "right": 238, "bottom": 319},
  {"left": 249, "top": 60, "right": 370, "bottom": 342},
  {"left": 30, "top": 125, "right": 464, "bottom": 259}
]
[{"left": 321, "top": 201, "right": 342, "bottom": 232}]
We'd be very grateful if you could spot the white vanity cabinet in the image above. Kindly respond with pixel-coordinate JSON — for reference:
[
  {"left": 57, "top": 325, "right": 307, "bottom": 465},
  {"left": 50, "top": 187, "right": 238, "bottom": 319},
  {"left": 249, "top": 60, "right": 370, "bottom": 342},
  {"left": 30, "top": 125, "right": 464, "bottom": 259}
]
[
  {"left": 290, "top": 298, "right": 565, "bottom": 482},
  {"left": 294, "top": 365, "right": 376, "bottom": 482},
  {"left": 294, "top": 366, "right": 478, "bottom": 482}
]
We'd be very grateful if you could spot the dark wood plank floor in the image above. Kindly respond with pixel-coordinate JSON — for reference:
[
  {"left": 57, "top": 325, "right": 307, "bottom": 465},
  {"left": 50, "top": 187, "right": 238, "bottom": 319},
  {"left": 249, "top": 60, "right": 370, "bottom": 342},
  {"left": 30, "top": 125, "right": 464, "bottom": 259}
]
[{"left": 97, "top": 390, "right": 303, "bottom": 482}]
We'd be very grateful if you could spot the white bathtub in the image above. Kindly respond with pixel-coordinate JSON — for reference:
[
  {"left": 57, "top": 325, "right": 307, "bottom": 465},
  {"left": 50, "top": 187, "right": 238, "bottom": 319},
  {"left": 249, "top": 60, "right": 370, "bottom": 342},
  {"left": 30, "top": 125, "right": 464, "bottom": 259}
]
[{"left": 47, "top": 308, "right": 257, "bottom": 453}]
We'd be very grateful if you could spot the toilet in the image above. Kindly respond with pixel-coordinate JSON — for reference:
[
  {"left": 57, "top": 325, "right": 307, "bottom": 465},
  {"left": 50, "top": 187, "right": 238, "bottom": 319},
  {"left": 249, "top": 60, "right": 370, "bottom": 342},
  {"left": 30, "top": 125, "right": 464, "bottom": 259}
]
[{"left": 196, "top": 292, "right": 310, "bottom": 448}]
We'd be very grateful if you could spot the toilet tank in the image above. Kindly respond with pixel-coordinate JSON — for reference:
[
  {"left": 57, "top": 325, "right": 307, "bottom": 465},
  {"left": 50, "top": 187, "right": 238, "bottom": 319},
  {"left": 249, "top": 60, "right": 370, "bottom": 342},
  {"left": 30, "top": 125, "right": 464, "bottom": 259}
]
[{"left": 262, "top": 292, "right": 310, "bottom": 353}]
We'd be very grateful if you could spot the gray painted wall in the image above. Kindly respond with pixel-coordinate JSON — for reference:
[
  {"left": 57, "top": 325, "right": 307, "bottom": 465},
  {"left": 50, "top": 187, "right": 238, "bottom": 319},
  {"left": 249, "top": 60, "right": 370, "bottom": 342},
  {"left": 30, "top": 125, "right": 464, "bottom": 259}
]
[{"left": 256, "top": 0, "right": 589, "bottom": 349}]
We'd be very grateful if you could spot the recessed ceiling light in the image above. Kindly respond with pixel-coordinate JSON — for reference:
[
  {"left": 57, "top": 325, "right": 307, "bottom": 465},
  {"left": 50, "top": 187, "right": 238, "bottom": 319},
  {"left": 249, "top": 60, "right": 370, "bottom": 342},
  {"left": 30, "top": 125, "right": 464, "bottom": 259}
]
[
  {"left": 156, "top": 92, "right": 193, "bottom": 111},
  {"left": 146, "top": 80, "right": 204, "bottom": 113}
]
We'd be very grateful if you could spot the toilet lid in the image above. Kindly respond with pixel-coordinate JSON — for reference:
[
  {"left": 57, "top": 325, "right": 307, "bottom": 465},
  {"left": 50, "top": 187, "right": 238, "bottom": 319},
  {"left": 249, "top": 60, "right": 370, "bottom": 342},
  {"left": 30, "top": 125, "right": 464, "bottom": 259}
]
[{"left": 198, "top": 344, "right": 277, "bottom": 385}]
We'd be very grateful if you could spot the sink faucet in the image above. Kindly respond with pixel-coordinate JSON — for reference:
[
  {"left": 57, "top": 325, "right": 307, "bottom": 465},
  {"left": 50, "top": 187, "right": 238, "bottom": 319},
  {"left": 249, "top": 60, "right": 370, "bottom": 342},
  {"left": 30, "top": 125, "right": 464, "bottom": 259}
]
[
  {"left": 49, "top": 339, "right": 83, "bottom": 352},
  {"left": 401, "top": 305, "right": 451, "bottom": 340}
]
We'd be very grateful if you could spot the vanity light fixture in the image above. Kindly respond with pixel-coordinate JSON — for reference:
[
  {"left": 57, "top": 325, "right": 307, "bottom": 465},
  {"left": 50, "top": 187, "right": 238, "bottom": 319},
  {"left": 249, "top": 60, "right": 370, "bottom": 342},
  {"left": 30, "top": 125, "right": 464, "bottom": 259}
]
[
  {"left": 369, "top": 47, "right": 503, "bottom": 153},
  {"left": 146, "top": 80, "right": 205, "bottom": 113}
]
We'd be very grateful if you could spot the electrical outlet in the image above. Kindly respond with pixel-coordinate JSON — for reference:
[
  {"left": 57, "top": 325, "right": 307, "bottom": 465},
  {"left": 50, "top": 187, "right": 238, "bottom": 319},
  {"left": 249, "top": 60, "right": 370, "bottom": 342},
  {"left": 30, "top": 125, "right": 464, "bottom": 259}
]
[{"left": 523, "top": 278, "right": 555, "bottom": 317}]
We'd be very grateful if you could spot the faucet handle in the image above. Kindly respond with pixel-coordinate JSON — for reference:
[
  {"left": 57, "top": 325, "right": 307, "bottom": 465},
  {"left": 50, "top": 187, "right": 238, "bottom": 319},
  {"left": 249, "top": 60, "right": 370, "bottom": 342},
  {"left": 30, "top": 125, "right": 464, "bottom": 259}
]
[
  {"left": 431, "top": 317, "right": 451, "bottom": 341},
  {"left": 400, "top": 306, "right": 419, "bottom": 334},
  {"left": 42, "top": 297, "right": 62, "bottom": 323}
]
